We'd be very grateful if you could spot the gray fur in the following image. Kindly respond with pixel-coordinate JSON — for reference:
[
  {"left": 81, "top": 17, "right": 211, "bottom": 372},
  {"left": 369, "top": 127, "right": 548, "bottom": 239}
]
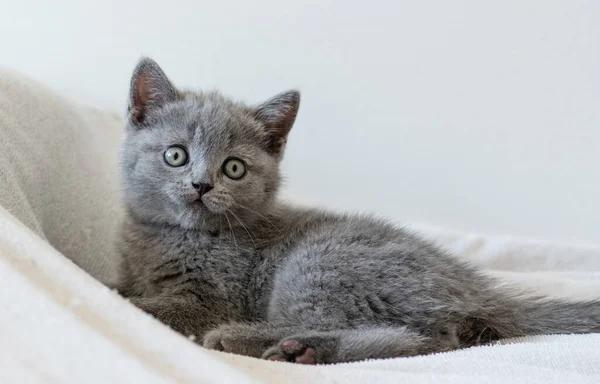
[{"left": 118, "top": 58, "right": 600, "bottom": 364}]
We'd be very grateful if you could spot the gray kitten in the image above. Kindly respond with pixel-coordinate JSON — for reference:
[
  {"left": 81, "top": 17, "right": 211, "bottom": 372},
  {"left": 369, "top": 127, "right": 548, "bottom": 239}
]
[{"left": 117, "top": 58, "right": 599, "bottom": 364}]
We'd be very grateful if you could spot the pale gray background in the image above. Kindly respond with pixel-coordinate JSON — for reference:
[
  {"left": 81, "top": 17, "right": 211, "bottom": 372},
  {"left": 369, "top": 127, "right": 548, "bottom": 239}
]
[{"left": 1, "top": 0, "right": 598, "bottom": 243}]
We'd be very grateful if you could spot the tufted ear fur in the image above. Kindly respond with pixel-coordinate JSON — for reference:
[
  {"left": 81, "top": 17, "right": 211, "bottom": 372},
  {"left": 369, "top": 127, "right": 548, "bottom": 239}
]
[
  {"left": 128, "top": 57, "right": 179, "bottom": 127},
  {"left": 252, "top": 90, "right": 300, "bottom": 157}
]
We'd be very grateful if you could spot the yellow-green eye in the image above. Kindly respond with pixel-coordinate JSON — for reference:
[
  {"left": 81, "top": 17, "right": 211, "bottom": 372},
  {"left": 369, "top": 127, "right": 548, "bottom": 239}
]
[
  {"left": 164, "top": 146, "right": 188, "bottom": 167},
  {"left": 222, "top": 158, "right": 246, "bottom": 180}
]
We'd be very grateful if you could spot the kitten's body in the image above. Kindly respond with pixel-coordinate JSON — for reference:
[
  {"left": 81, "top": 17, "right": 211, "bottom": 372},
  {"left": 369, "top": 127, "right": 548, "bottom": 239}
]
[{"left": 118, "top": 58, "right": 600, "bottom": 364}]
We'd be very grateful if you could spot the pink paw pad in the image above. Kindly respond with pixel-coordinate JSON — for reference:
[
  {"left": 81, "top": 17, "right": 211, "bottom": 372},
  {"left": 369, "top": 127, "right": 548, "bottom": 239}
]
[
  {"left": 295, "top": 347, "right": 316, "bottom": 365},
  {"left": 280, "top": 339, "right": 317, "bottom": 365}
]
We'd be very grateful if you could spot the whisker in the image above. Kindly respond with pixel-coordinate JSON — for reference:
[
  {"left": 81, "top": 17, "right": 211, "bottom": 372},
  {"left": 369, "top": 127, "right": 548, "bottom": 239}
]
[
  {"left": 219, "top": 215, "right": 223, "bottom": 246},
  {"left": 229, "top": 210, "right": 257, "bottom": 248},
  {"left": 224, "top": 212, "right": 238, "bottom": 252},
  {"left": 234, "top": 203, "right": 279, "bottom": 230}
]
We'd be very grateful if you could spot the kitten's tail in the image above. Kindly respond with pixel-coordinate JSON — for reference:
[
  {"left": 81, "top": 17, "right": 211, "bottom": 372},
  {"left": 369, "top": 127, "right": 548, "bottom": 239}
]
[
  {"left": 467, "top": 293, "right": 600, "bottom": 344},
  {"left": 515, "top": 298, "right": 600, "bottom": 335}
]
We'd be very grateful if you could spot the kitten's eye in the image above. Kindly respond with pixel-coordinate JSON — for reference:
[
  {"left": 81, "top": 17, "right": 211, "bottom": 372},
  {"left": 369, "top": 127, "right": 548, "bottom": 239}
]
[
  {"left": 222, "top": 158, "right": 246, "bottom": 180},
  {"left": 164, "top": 146, "right": 188, "bottom": 167}
]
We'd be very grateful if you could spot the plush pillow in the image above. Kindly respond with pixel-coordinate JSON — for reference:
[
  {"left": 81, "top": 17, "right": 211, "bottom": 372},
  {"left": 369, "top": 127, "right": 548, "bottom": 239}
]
[{"left": 0, "top": 69, "right": 123, "bottom": 285}]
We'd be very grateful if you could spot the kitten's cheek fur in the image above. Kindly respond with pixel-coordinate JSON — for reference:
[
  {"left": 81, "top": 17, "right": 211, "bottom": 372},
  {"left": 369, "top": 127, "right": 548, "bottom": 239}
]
[{"left": 164, "top": 186, "right": 185, "bottom": 205}]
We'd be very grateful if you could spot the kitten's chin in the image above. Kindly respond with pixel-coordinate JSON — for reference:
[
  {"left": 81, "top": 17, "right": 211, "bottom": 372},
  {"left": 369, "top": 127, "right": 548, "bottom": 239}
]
[{"left": 176, "top": 208, "right": 215, "bottom": 231}]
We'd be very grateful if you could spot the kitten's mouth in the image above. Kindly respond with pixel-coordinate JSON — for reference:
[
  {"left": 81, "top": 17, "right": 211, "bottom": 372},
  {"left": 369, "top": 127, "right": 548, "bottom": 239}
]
[{"left": 189, "top": 197, "right": 206, "bottom": 210}]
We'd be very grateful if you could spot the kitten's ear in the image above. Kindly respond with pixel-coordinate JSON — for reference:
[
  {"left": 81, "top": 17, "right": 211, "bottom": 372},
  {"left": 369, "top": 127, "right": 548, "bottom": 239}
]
[
  {"left": 128, "top": 57, "right": 178, "bottom": 126},
  {"left": 252, "top": 90, "right": 300, "bottom": 156}
]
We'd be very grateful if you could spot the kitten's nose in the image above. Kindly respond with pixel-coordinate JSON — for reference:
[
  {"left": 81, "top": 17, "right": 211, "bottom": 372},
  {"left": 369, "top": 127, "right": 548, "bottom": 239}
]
[{"left": 191, "top": 182, "right": 213, "bottom": 197}]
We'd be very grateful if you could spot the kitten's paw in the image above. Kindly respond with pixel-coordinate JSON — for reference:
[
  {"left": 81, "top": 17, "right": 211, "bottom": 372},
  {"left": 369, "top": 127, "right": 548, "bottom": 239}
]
[
  {"left": 203, "top": 328, "right": 234, "bottom": 353},
  {"left": 203, "top": 323, "right": 282, "bottom": 358},
  {"left": 262, "top": 338, "right": 321, "bottom": 364}
]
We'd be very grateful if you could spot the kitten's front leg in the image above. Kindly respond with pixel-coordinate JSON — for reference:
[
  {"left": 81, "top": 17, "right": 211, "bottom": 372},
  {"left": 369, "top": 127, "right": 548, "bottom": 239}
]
[
  {"left": 203, "top": 323, "right": 459, "bottom": 363},
  {"left": 129, "top": 296, "right": 218, "bottom": 340}
]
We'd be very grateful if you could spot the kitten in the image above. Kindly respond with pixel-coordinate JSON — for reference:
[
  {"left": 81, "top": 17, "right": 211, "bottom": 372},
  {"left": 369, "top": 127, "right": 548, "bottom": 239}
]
[{"left": 117, "top": 58, "right": 600, "bottom": 364}]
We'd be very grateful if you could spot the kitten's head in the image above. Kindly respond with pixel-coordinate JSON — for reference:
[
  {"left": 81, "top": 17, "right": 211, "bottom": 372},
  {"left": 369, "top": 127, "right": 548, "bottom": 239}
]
[{"left": 121, "top": 58, "right": 299, "bottom": 229}]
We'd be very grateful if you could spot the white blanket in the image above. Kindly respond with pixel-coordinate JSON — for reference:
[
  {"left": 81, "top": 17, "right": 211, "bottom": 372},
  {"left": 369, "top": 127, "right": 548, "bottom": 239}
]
[{"left": 1, "top": 70, "right": 599, "bottom": 383}]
